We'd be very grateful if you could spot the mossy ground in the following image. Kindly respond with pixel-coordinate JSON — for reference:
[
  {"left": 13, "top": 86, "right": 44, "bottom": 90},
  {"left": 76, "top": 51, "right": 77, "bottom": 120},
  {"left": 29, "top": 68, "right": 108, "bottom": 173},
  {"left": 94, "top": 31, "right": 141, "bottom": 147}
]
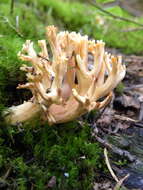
[
  {"left": 0, "top": 120, "right": 106, "bottom": 190},
  {"left": 0, "top": 0, "right": 143, "bottom": 189}
]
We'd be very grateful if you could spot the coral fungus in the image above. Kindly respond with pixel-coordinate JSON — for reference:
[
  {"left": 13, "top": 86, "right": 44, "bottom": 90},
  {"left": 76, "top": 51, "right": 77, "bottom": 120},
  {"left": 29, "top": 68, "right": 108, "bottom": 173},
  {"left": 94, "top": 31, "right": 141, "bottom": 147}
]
[{"left": 5, "top": 26, "right": 126, "bottom": 125}]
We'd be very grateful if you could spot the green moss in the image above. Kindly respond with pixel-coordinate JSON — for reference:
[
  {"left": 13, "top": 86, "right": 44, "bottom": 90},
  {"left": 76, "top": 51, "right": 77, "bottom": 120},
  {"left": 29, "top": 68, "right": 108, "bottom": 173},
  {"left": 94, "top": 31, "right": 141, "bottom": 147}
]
[
  {"left": 0, "top": 122, "right": 105, "bottom": 189},
  {"left": 35, "top": 0, "right": 143, "bottom": 54},
  {"left": 0, "top": 3, "right": 45, "bottom": 39},
  {"left": 96, "top": 0, "right": 114, "bottom": 3},
  {"left": 1, "top": 0, "right": 143, "bottom": 57},
  {"left": 115, "top": 82, "right": 125, "bottom": 95},
  {"left": 0, "top": 36, "right": 28, "bottom": 110}
]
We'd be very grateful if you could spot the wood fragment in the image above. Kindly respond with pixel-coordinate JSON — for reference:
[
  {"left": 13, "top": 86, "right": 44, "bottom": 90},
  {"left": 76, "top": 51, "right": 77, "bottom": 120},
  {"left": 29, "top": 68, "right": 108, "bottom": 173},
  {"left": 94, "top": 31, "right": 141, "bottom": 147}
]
[
  {"left": 95, "top": 135, "right": 139, "bottom": 163},
  {"left": 114, "top": 114, "right": 139, "bottom": 122},
  {"left": 0, "top": 16, "right": 23, "bottom": 38},
  {"left": 113, "top": 174, "right": 130, "bottom": 190},
  {"left": 10, "top": 0, "right": 14, "bottom": 14},
  {"left": 88, "top": 0, "right": 143, "bottom": 27},
  {"left": 104, "top": 148, "right": 119, "bottom": 182}
]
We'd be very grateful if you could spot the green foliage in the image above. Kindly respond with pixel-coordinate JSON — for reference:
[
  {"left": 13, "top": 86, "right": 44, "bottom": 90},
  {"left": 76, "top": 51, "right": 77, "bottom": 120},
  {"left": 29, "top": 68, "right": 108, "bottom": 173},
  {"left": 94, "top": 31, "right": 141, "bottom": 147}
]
[
  {"left": 0, "top": 2, "right": 45, "bottom": 110},
  {"left": 96, "top": 0, "right": 114, "bottom": 3},
  {"left": 115, "top": 82, "right": 125, "bottom": 95},
  {"left": 113, "top": 158, "right": 128, "bottom": 166},
  {"left": 0, "top": 122, "right": 105, "bottom": 189},
  {"left": 38, "top": 0, "right": 94, "bottom": 30},
  {"left": 0, "top": 35, "right": 30, "bottom": 113},
  {"left": 0, "top": 3, "right": 45, "bottom": 39},
  {"left": 33, "top": 0, "right": 143, "bottom": 54}
]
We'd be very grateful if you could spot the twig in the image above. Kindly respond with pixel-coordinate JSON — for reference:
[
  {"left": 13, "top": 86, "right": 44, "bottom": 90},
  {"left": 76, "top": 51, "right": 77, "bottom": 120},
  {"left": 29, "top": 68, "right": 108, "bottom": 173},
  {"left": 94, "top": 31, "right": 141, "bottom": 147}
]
[
  {"left": 0, "top": 16, "right": 23, "bottom": 38},
  {"left": 139, "top": 102, "right": 143, "bottom": 121},
  {"left": 125, "top": 84, "right": 143, "bottom": 91},
  {"left": 134, "top": 122, "right": 143, "bottom": 128},
  {"left": 0, "top": 178, "right": 9, "bottom": 188},
  {"left": 88, "top": 0, "right": 143, "bottom": 27},
  {"left": 0, "top": 167, "right": 12, "bottom": 188},
  {"left": 94, "top": 93, "right": 114, "bottom": 123},
  {"left": 102, "top": 0, "right": 120, "bottom": 8},
  {"left": 114, "top": 114, "right": 139, "bottom": 122},
  {"left": 10, "top": 0, "right": 15, "bottom": 15},
  {"left": 3, "top": 167, "right": 12, "bottom": 180},
  {"left": 104, "top": 148, "right": 119, "bottom": 182},
  {"left": 15, "top": 15, "right": 19, "bottom": 30},
  {"left": 95, "top": 135, "right": 139, "bottom": 163},
  {"left": 94, "top": 106, "right": 107, "bottom": 122},
  {"left": 113, "top": 174, "right": 130, "bottom": 190},
  {"left": 123, "top": 55, "right": 143, "bottom": 64},
  {"left": 121, "top": 27, "right": 143, "bottom": 32}
]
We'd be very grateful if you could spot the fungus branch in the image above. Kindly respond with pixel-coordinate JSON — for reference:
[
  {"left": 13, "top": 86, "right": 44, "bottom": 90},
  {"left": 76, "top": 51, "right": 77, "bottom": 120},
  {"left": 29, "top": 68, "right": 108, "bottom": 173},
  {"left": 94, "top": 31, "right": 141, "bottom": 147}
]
[{"left": 5, "top": 26, "right": 126, "bottom": 125}]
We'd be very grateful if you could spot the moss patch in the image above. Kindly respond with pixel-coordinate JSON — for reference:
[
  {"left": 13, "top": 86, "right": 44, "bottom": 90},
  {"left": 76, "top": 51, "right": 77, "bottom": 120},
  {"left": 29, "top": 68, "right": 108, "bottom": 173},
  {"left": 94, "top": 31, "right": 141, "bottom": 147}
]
[{"left": 0, "top": 122, "right": 105, "bottom": 189}]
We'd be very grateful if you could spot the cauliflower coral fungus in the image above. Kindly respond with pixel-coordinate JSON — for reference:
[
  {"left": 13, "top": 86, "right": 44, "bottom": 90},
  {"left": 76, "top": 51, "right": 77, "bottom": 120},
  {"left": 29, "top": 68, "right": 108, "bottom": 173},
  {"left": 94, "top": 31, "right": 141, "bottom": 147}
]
[{"left": 5, "top": 26, "right": 126, "bottom": 125}]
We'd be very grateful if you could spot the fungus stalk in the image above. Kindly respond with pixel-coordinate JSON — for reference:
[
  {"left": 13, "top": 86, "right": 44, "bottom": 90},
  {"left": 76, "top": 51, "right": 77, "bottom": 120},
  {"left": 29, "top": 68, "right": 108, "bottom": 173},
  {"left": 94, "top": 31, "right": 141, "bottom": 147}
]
[{"left": 5, "top": 26, "right": 126, "bottom": 125}]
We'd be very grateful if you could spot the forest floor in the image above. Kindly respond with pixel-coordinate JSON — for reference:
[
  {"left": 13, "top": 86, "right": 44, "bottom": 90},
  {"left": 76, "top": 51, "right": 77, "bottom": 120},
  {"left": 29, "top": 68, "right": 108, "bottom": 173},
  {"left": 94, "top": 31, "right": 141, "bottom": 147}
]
[{"left": 92, "top": 50, "right": 143, "bottom": 190}]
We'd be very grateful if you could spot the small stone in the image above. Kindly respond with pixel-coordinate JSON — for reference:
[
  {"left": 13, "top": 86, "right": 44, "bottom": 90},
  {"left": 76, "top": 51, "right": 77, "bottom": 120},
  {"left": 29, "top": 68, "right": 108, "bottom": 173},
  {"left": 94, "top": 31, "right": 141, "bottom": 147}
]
[{"left": 64, "top": 172, "right": 69, "bottom": 177}]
